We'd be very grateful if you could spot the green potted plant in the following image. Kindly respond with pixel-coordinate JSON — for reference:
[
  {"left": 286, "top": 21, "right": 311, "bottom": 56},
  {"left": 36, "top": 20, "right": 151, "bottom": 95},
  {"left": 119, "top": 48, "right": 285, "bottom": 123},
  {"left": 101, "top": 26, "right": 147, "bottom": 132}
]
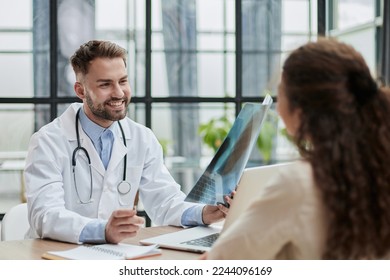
[
  {"left": 158, "top": 138, "right": 171, "bottom": 157},
  {"left": 198, "top": 114, "right": 232, "bottom": 153},
  {"left": 256, "top": 109, "right": 278, "bottom": 164}
]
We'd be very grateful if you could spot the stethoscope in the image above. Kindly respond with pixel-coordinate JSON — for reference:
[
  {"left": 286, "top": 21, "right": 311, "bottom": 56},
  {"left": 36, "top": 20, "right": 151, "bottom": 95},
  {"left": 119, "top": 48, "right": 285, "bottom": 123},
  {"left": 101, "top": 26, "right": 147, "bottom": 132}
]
[{"left": 72, "top": 108, "right": 131, "bottom": 205}]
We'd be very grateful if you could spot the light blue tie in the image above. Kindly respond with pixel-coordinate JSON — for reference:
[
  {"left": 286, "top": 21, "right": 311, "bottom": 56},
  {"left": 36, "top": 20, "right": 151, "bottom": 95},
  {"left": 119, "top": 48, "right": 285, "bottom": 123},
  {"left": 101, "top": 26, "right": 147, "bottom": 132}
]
[{"left": 100, "top": 130, "right": 114, "bottom": 169}]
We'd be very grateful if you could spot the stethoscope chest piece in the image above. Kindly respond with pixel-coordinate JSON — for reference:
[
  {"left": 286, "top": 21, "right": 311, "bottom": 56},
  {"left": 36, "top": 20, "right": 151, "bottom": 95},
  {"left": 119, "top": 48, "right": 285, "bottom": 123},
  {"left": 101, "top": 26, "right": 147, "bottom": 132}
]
[
  {"left": 117, "top": 181, "right": 131, "bottom": 195},
  {"left": 118, "top": 181, "right": 132, "bottom": 206}
]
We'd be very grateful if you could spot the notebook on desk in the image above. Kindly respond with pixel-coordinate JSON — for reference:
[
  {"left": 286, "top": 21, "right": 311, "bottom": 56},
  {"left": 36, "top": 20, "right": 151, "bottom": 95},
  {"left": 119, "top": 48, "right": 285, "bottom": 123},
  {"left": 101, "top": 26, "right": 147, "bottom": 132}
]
[
  {"left": 140, "top": 161, "right": 296, "bottom": 253},
  {"left": 42, "top": 243, "right": 161, "bottom": 260},
  {"left": 185, "top": 94, "right": 273, "bottom": 206}
]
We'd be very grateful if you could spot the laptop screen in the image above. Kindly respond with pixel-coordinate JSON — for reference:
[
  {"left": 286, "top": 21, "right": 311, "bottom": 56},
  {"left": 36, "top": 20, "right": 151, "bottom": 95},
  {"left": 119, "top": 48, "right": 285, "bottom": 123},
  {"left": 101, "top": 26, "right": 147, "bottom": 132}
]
[{"left": 185, "top": 96, "right": 273, "bottom": 205}]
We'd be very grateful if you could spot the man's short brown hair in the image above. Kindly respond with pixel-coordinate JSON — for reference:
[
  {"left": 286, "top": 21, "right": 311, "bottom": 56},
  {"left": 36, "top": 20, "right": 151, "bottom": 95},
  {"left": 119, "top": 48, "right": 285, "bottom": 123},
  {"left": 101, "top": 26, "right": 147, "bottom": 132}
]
[{"left": 70, "top": 40, "right": 127, "bottom": 76}]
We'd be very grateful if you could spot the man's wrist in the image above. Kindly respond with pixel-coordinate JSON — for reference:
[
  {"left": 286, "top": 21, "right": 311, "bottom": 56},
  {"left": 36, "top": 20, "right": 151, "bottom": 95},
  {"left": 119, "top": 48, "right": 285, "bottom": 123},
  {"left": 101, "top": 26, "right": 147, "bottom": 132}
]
[
  {"left": 181, "top": 204, "right": 205, "bottom": 226},
  {"left": 79, "top": 220, "right": 107, "bottom": 243}
]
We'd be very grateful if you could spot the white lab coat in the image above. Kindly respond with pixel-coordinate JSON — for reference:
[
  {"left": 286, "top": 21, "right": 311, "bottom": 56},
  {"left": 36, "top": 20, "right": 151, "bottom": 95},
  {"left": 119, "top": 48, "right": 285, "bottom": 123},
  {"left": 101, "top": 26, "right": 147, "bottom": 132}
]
[{"left": 25, "top": 103, "right": 199, "bottom": 243}]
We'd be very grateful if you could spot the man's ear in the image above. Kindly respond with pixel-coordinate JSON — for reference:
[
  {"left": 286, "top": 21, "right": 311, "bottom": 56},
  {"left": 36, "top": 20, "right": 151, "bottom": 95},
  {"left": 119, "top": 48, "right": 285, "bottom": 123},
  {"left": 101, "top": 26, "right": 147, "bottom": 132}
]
[{"left": 74, "top": 82, "right": 85, "bottom": 100}]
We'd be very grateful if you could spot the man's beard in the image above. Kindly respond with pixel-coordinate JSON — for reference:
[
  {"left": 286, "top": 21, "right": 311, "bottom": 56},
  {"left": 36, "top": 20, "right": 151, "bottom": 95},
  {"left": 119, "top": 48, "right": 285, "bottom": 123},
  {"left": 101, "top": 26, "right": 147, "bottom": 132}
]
[{"left": 85, "top": 92, "right": 129, "bottom": 121}]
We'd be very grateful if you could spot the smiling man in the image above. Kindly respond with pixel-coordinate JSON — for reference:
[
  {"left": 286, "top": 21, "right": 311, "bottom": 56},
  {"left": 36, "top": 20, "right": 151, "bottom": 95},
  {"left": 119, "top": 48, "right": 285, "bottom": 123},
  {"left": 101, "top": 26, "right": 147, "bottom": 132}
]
[{"left": 24, "top": 40, "right": 228, "bottom": 244}]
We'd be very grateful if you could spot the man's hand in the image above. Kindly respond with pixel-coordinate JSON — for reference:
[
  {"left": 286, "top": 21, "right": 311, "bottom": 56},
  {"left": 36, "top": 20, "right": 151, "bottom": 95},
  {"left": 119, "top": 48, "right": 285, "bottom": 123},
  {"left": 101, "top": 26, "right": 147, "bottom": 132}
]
[
  {"left": 202, "top": 204, "right": 226, "bottom": 225},
  {"left": 202, "top": 192, "right": 236, "bottom": 225},
  {"left": 105, "top": 209, "right": 144, "bottom": 244}
]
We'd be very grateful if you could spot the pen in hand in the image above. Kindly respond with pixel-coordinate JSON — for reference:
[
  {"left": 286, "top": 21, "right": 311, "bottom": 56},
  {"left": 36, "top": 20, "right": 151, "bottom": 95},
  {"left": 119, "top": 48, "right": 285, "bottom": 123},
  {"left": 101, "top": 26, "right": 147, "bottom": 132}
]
[{"left": 133, "top": 191, "right": 139, "bottom": 212}]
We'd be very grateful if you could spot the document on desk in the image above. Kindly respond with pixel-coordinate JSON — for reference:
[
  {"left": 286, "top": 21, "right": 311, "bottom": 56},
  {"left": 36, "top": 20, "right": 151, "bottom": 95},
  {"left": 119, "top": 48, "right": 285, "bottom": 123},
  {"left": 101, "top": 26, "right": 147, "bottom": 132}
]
[{"left": 42, "top": 243, "right": 161, "bottom": 260}]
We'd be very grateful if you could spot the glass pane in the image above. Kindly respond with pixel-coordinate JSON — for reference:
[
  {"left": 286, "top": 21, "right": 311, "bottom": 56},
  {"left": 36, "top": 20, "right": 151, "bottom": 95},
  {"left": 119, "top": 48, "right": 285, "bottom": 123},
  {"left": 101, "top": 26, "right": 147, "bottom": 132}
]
[
  {"left": 197, "top": 0, "right": 224, "bottom": 31},
  {"left": 96, "top": 0, "right": 127, "bottom": 30},
  {"left": 134, "top": 0, "right": 146, "bottom": 30},
  {"left": 132, "top": 50, "right": 145, "bottom": 97},
  {"left": 130, "top": 1, "right": 146, "bottom": 51},
  {"left": 241, "top": 0, "right": 282, "bottom": 98},
  {"left": 337, "top": 28, "right": 376, "bottom": 76},
  {"left": 198, "top": 34, "right": 224, "bottom": 51},
  {"left": 0, "top": 33, "right": 32, "bottom": 51},
  {"left": 152, "top": 51, "right": 197, "bottom": 97},
  {"left": 0, "top": 0, "right": 32, "bottom": 28},
  {"left": 310, "top": 0, "right": 318, "bottom": 33},
  {"left": 0, "top": 54, "right": 33, "bottom": 97},
  {"left": 152, "top": 0, "right": 163, "bottom": 30},
  {"left": 151, "top": 52, "right": 169, "bottom": 97},
  {"left": 31, "top": 104, "right": 51, "bottom": 131},
  {"left": 0, "top": 103, "right": 47, "bottom": 213},
  {"left": 33, "top": 0, "right": 50, "bottom": 98},
  {"left": 152, "top": 1, "right": 234, "bottom": 97},
  {"left": 225, "top": 0, "right": 235, "bottom": 32},
  {"left": 336, "top": 0, "right": 375, "bottom": 30},
  {"left": 0, "top": 104, "right": 34, "bottom": 151},
  {"left": 225, "top": 53, "right": 236, "bottom": 97},
  {"left": 198, "top": 53, "right": 223, "bottom": 96},
  {"left": 198, "top": 53, "right": 234, "bottom": 97},
  {"left": 152, "top": 51, "right": 235, "bottom": 98},
  {"left": 57, "top": 103, "right": 72, "bottom": 118},
  {"left": 282, "top": 0, "right": 310, "bottom": 33},
  {"left": 282, "top": 35, "right": 311, "bottom": 52},
  {"left": 242, "top": 0, "right": 282, "bottom": 51},
  {"left": 242, "top": 53, "right": 281, "bottom": 97},
  {"left": 226, "top": 33, "right": 236, "bottom": 52},
  {"left": 156, "top": 0, "right": 197, "bottom": 51},
  {"left": 128, "top": 103, "right": 145, "bottom": 126},
  {"left": 152, "top": 32, "right": 165, "bottom": 50},
  {"left": 127, "top": 39, "right": 136, "bottom": 93}
]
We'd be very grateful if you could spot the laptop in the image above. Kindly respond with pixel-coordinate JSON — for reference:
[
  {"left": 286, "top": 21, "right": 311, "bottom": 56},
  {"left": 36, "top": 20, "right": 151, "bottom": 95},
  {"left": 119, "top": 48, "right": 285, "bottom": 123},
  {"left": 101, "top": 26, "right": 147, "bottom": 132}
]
[
  {"left": 140, "top": 161, "right": 297, "bottom": 253},
  {"left": 185, "top": 95, "right": 273, "bottom": 206}
]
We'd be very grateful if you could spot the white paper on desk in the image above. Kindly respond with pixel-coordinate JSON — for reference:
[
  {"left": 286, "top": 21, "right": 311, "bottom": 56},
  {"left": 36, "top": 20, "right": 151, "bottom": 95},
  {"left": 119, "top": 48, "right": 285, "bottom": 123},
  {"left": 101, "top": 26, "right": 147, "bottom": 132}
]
[{"left": 45, "top": 243, "right": 161, "bottom": 260}]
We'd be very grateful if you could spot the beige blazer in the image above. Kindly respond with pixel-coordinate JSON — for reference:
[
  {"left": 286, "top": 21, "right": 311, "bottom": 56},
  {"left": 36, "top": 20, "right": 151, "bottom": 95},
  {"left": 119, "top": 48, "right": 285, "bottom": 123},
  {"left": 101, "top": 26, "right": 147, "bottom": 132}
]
[{"left": 208, "top": 160, "right": 327, "bottom": 259}]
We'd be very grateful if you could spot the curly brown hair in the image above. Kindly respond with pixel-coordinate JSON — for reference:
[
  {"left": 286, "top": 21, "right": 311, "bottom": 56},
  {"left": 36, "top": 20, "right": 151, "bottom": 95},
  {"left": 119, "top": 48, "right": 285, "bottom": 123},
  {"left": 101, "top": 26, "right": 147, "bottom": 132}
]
[{"left": 282, "top": 38, "right": 390, "bottom": 259}]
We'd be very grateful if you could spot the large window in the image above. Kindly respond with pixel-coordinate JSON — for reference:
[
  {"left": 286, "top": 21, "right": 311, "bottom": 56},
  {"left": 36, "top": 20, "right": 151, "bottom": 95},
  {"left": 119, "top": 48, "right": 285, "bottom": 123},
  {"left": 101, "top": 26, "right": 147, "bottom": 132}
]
[
  {"left": 1, "top": 0, "right": 322, "bottom": 214},
  {"left": 328, "top": 0, "right": 383, "bottom": 75}
]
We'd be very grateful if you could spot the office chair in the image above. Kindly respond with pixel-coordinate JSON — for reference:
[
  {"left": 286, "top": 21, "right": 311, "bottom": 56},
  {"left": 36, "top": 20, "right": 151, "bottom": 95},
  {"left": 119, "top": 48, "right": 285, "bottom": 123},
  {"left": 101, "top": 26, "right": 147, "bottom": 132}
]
[{"left": 1, "top": 203, "right": 29, "bottom": 241}]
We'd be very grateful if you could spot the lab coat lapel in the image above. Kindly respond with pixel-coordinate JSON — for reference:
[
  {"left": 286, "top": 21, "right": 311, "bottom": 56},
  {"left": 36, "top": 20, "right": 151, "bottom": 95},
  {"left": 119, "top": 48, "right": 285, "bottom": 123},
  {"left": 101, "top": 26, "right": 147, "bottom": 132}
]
[
  {"left": 74, "top": 119, "right": 106, "bottom": 177},
  {"left": 81, "top": 134, "right": 106, "bottom": 176},
  {"left": 62, "top": 103, "right": 105, "bottom": 176}
]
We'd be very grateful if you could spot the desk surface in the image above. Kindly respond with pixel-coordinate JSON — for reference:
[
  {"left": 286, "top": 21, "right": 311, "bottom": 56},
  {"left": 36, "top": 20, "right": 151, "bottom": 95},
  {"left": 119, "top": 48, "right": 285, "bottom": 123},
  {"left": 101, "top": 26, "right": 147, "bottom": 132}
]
[{"left": 0, "top": 226, "right": 200, "bottom": 260}]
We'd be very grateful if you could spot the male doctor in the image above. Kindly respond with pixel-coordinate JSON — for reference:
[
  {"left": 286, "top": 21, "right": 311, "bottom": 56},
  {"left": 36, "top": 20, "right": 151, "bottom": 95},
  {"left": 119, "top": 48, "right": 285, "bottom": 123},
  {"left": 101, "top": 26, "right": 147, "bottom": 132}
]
[{"left": 25, "top": 40, "right": 229, "bottom": 244}]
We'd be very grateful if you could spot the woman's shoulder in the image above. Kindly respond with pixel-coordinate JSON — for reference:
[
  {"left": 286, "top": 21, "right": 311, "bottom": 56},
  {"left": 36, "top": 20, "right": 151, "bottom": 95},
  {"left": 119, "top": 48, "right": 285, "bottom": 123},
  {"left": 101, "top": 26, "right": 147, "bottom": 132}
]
[
  {"left": 269, "top": 160, "right": 313, "bottom": 189},
  {"left": 258, "top": 160, "right": 316, "bottom": 204}
]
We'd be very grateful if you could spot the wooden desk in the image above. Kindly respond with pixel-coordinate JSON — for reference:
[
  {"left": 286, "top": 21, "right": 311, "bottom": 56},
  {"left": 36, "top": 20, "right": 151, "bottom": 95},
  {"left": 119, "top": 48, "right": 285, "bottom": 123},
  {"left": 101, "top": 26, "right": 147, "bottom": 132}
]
[{"left": 0, "top": 226, "right": 200, "bottom": 260}]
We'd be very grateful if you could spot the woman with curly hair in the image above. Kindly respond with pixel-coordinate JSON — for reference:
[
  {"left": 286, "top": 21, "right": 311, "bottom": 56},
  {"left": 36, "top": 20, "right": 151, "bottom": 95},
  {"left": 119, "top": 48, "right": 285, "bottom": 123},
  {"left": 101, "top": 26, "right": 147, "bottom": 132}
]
[{"left": 203, "top": 38, "right": 390, "bottom": 259}]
